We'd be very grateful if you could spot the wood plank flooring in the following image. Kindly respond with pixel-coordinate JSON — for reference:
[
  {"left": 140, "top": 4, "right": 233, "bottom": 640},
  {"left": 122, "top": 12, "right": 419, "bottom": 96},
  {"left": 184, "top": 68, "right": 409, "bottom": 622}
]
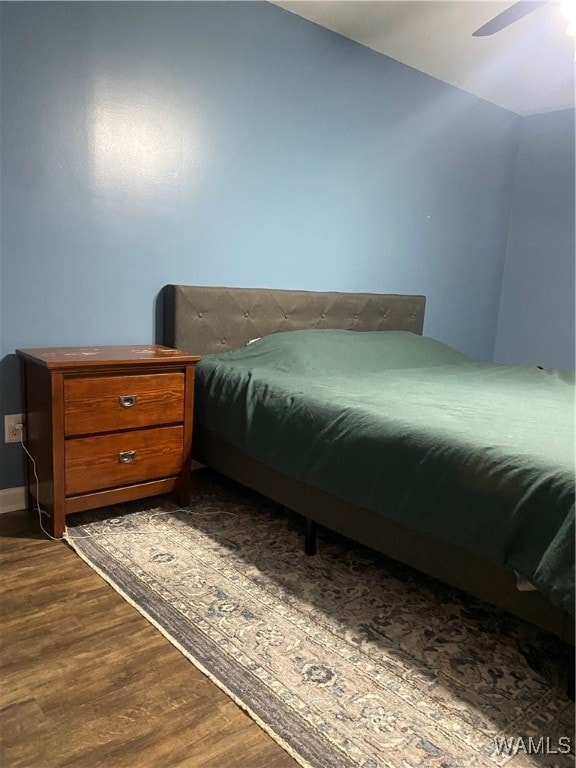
[{"left": 0, "top": 509, "right": 300, "bottom": 768}]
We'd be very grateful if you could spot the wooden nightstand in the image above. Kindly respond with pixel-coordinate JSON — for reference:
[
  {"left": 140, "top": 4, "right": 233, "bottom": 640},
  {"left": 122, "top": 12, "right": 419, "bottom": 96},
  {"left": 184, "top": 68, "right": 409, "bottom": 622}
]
[{"left": 16, "top": 345, "right": 201, "bottom": 538}]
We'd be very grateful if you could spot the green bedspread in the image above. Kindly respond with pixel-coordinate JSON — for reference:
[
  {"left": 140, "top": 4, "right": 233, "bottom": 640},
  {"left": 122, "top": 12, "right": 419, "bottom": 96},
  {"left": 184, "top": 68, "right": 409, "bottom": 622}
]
[{"left": 195, "top": 330, "right": 575, "bottom": 614}]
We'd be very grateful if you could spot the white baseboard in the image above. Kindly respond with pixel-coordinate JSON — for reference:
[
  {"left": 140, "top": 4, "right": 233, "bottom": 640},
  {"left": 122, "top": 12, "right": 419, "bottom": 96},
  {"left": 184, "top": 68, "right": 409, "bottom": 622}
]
[{"left": 0, "top": 486, "right": 26, "bottom": 514}]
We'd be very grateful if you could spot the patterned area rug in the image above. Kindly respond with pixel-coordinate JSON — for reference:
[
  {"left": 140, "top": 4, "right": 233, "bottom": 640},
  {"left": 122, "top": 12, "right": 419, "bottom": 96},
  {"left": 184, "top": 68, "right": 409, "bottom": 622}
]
[{"left": 64, "top": 471, "right": 574, "bottom": 768}]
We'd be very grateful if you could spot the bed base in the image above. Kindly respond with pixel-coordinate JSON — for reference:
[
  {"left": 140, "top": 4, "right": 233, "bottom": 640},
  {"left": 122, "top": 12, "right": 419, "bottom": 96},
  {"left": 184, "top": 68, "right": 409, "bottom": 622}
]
[{"left": 193, "top": 424, "right": 574, "bottom": 647}]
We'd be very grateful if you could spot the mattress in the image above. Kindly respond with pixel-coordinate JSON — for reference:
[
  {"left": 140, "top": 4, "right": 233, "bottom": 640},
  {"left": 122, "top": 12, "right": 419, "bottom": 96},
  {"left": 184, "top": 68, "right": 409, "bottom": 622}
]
[{"left": 194, "top": 329, "right": 575, "bottom": 614}]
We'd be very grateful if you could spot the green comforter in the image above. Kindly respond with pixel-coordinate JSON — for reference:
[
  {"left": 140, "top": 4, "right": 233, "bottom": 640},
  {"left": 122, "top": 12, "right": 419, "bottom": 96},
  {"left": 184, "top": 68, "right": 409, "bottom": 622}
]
[{"left": 195, "top": 330, "right": 575, "bottom": 614}]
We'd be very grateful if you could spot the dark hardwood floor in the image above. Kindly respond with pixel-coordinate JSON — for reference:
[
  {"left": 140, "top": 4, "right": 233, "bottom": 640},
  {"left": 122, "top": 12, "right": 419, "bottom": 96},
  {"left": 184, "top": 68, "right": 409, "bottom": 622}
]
[{"left": 0, "top": 508, "right": 299, "bottom": 768}]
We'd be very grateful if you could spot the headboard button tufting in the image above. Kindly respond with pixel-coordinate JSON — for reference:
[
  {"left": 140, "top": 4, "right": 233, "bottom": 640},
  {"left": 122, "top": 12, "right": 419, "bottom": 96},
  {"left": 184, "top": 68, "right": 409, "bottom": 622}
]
[{"left": 166, "top": 285, "right": 426, "bottom": 354}]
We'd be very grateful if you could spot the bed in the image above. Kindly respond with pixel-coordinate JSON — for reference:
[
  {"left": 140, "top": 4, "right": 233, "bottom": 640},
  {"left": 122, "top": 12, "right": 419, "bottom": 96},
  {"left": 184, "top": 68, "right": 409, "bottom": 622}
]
[{"left": 162, "top": 284, "right": 575, "bottom": 645}]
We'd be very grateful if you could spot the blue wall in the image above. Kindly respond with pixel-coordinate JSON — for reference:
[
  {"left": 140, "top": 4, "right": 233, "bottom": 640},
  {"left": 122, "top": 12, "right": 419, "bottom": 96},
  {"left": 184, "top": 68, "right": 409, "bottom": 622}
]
[
  {"left": 1, "top": 1, "right": 520, "bottom": 489},
  {"left": 494, "top": 109, "right": 575, "bottom": 369}
]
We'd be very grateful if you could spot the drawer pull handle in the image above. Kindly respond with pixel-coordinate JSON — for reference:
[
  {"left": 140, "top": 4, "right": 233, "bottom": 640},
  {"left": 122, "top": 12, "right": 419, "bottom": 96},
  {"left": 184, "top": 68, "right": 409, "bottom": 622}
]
[
  {"left": 119, "top": 395, "right": 138, "bottom": 408},
  {"left": 119, "top": 450, "right": 137, "bottom": 464}
]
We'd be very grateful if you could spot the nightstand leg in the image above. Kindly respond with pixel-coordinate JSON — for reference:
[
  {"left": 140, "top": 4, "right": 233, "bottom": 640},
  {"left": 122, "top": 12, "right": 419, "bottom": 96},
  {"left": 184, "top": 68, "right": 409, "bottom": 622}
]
[{"left": 52, "top": 506, "right": 66, "bottom": 538}]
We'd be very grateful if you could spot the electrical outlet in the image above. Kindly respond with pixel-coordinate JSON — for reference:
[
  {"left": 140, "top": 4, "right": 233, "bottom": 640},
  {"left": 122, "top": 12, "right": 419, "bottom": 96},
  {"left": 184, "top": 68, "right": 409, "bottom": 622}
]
[{"left": 4, "top": 413, "right": 25, "bottom": 443}]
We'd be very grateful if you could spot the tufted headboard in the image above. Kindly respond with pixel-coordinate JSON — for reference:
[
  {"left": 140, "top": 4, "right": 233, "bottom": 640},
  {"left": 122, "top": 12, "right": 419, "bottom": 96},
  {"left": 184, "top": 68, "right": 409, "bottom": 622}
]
[{"left": 162, "top": 285, "right": 426, "bottom": 356}]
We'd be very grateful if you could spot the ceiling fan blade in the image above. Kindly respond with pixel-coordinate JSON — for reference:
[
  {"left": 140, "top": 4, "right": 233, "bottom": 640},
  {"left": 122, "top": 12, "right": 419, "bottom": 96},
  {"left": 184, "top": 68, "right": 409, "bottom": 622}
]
[{"left": 472, "top": 0, "right": 549, "bottom": 36}]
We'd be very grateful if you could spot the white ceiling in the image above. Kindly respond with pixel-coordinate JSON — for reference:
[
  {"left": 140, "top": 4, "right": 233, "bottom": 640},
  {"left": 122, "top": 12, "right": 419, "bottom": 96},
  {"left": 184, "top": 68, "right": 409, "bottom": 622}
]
[{"left": 271, "top": 1, "right": 575, "bottom": 115}]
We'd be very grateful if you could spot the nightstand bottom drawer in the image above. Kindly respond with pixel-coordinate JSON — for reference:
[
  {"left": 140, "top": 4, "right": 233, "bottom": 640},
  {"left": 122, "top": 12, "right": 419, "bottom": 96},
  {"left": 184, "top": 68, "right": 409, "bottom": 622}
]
[{"left": 65, "top": 426, "right": 184, "bottom": 495}]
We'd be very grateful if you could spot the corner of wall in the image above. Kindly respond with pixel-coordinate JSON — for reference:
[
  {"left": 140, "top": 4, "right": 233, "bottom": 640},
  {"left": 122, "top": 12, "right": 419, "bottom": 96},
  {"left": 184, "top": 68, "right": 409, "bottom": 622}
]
[{"left": 492, "top": 115, "right": 524, "bottom": 362}]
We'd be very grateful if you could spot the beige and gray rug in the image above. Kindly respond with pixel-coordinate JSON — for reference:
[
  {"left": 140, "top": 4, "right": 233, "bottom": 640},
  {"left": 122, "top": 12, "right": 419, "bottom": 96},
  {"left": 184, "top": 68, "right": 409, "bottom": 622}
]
[{"left": 64, "top": 470, "right": 574, "bottom": 768}]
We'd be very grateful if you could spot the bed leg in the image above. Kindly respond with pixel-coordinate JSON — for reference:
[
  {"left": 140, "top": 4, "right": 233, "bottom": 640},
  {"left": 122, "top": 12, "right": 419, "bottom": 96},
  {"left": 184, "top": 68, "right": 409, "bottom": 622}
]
[
  {"left": 304, "top": 517, "right": 317, "bottom": 556},
  {"left": 567, "top": 650, "right": 575, "bottom": 701}
]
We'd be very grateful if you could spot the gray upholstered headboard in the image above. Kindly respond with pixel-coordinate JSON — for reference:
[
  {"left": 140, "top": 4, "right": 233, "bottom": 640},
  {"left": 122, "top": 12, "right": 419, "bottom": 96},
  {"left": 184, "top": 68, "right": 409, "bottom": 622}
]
[{"left": 162, "top": 285, "right": 426, "bottom": 356}]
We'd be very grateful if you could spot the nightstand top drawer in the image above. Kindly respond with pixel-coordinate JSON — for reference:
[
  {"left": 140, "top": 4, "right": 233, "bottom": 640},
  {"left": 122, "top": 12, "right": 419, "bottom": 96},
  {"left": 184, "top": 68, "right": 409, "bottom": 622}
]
[
  {"left": 17, "top": 345, "right": 201, "bottom": 370},
  {"left": 65, "top": 373, "right": 185, "bottom": 436}
]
